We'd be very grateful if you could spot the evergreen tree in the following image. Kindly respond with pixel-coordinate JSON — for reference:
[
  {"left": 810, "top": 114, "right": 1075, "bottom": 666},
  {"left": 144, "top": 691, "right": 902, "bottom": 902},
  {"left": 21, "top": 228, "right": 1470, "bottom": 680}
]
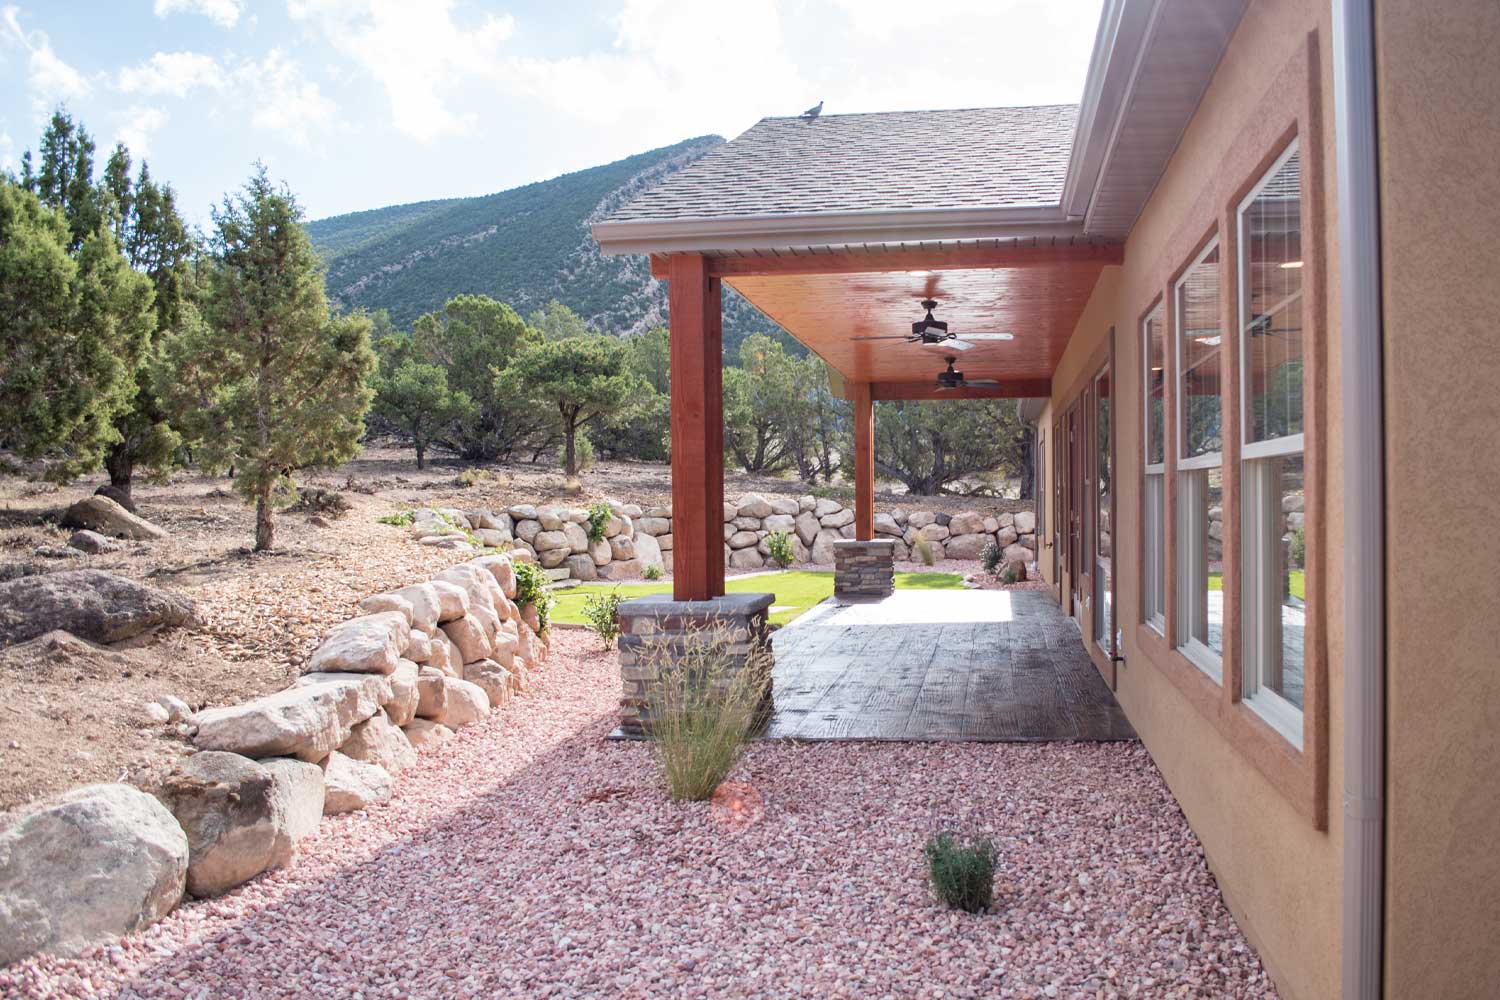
[
  {"left": 870, "top": 399, "right": 1028, "bottom": 496},
  {"left": 165, "top": 166, "right": 374, "bottom": 550},
  {"left": 506, "top": 335, "right": 640, "bottom": 476},
  {"left": 0, "top": 181, "right": 156, "bottom": 479},
  {"left": 372, "top": 360, "right": 470, "bottom": 468},
  {"left": 25, "top": 108, "right": 102, "bottom": 251}
]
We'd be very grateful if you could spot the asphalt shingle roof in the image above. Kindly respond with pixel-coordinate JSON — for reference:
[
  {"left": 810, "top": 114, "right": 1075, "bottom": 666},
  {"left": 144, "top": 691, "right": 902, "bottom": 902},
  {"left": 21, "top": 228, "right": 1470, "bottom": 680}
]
[{"left": 606, "top": 104, "right": 1079, "bottom": 223}]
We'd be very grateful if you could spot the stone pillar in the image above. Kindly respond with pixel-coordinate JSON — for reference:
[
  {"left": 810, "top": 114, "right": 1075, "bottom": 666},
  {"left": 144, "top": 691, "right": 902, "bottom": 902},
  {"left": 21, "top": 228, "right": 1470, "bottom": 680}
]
[
  {"left": 833, "top": 539, "right": 895, "bottom": 598},
  {"left": 615, "top": 592, "right": 774, "bottom": 738}
]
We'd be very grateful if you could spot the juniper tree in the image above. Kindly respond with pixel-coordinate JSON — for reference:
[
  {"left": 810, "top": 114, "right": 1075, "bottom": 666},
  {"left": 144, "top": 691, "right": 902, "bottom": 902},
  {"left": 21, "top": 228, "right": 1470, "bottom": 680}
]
[
  {"left": 505, "top": 335, "right": 640, "bottom": 476},
  {"left": 372, "top": 359, "right": 470, "bottom": 469},
  {"left": 167, "top": 165, "right": 374, "bottom": 550}
]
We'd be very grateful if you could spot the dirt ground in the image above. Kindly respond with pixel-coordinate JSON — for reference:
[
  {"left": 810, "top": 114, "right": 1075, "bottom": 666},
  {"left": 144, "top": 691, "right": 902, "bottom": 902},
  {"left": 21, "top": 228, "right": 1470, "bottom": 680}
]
[{"left": 0, "top": 445, "right": 1034, "bottom": 811}]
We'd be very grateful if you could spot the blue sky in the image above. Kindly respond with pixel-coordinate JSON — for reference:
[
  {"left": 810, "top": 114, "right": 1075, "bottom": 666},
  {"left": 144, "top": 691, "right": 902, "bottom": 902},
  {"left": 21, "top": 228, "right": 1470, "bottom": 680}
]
[{"left": 0, "top": 1, "right": 1103, "bottom": 227}]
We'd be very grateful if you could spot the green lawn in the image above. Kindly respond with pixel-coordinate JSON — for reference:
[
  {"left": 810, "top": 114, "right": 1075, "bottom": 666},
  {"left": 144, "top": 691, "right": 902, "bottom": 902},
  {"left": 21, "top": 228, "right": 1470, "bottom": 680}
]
[
  {"left": 1208, "top": 570, "right": 1305, "bottom": 601},
  {"left": 550, "top": 569, "right": 966, "bottom": 627}
]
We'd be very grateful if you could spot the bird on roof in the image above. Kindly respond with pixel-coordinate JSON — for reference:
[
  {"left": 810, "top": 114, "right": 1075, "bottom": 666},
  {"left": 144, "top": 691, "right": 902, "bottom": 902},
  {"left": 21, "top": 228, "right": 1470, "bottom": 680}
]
[{"left": 799, "top": 100, "right": 823, "bottom": 120}]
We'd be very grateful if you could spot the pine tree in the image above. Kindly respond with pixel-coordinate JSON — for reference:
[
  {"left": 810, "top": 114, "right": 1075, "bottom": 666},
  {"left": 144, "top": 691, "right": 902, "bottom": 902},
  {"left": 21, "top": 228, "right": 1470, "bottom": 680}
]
[
  {"left": 372, "top": 360, "right": 470, "bottom": 469},
  {"left": 26, "top": 108, "right": 102, "bottom": 251},
  {"left": 506, "top": 336, "right": 641, "bottom": 476},
  {"left": 165, "top": 166, "right": 374, "bottom": 550}
]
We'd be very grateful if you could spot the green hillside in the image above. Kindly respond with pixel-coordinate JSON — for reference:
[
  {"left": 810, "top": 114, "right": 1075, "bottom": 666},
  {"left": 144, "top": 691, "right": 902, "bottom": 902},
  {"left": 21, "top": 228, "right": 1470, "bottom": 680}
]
[{"left": 306, "top": 136, "right": 788, "bottom": 353}]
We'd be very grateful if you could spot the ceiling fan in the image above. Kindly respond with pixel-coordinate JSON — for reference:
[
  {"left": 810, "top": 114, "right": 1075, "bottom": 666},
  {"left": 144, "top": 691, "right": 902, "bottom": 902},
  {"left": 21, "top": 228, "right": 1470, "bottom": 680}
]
[
  {"left": 850, "top": 299, "right": 1015, "bottom": 352},
  {"left": 935, "top": 356, "right": 1001, "bottom": 391}
]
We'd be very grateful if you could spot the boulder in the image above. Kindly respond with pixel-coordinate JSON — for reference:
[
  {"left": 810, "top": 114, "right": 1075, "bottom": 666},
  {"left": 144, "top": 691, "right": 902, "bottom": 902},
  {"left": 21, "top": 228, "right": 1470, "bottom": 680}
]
[
  {"left": 769, "top": 497, "right": 801, "bottom": 516},
  {"left": 1002, "top": 543, "right": 1033, "bottom": 567},
  {"left": 819, "top": 508, "right": 855, "bottom": 529},
  {"left": 638, "top": 516, "right": 671, "bottom": 536},
  {"left": 462, "top": 658, "right": 514, "bottom": 707},
  {"left": 533, "top": 529, "right": 570, "bottom": 553},
  {"left": 810, "top": 528, "right": 841, "bottom": 565},
  {"left": 67, "top": 529, "right": 118, "bottom": 554},
  {"left": 721, "top": 501, "right": 739, "bottom": 522},
  {"left": 873, "top": 513, "right": 902, "bottom": 537},
  {"left": 160, "top": 751, "right": 298, "bottom": 898},
  {"left": 358, "top": 592, "right": 413, "bottom": 625},
  {"left": 427, "top": 630, "right": 461, "bottom": 676},
  {"left": 562, "top": 522, "right": 590, "bottom": 554},
  {"left": 474, "top": 528, "right": 511, "bottom": 547},
  {"left": 0, "top": 784, "right": 188, "bottom": 965},
  {"left": 60, "top": 495, "right": 167, "bottom": 541},
  {"left": 620, "top": 503, "right": 644, "bottom": 518},
  {"left": 1014, "top": 510, "right": 1037, "bottom": 534},
  {"left": 441, "top": 613, "right": 492, "bottom": 664},
  {"left": 728, "top": 547, "right": 764, "bottom": 569},
  {"left": 259, "top": 758, "right": 324, "bottom": 845},
  {"left": 983, "top": 516, "right": 1000, "bottom": 534},
  {"left": 944, "top": 533, "right": 990, "bottom": 560},
  {"left": 732, "top": 515, "right": 762, "bottom": 531},
  {"left": 429, "top": 580, "right": 470, "bottom": 622},
  {"left": 794, "top": 511, "right": 821, "bottom": 546},
  {"left": 416, "top": 535, "right": 474, "bottom": 552},
  {"left": 507, "top": 503, "right": 538, "bottom": 521},
  {"left": 588, "top": 538, "right": 612, "bottom": 567},
  {"left": 0, "top": 569, "right": 197, "bottom": 648},
  {"left": 598, "top": 558, "right": 643, "bottom": 580},
  {"left": 93, "top": 483, "right": 138, "bottom": 513},
  {"left": 997, "top": 526, "right": 1019, "bottom": 547},
  {"left": 436, "top": 677, "right": 490, "bottom": 729},
  {"left": 515, "top": 519, "right": 542, "bottom": 543},
  {"left": 472, "top": 554, "right": 517, "bottom": 598},
  {"left": 563, "top": 554, "right": 596, "bottom": 581},
  {"left": 762, "top": 513, "right": 796, "bottom": 533},
  {"left": 736, "top": 493, "right": 773, "bottom": 518},
  {"left": 908, "top": 511, "right": 937, "bottom": 528},
  {"left": 403, "top": 718, "right": 453, "bottom": 748},
  {"left": 839, "top": 524, "right": 857, "bottom": 539},
  {"left": 415, "top": 668, "right": 448, "bottom": 719},
  {"left": 196, "top": 675, "right": 384, "bottom": 761},
  {"left": 391, "top": 584, "right": 442, "bottom": 633},
  {"left": 608, "top": 535, "right": 637, "bottom": 561},
  {"left": 405, "top": 629, "right": 432, "bottom": 664},
  {"left": 304, "top": 612, "right": 409, "bottom": 676},
  {"left": 538, "top": 508, "right": 566, "bottom": 531},
  {"left": 657, "top": 533, "right": 673, "bottom": 550},
  {"left": 728, "top": 530, "right": 760, "bottom": 549},
  {"left": 386, "top": 659, "right": 420, "bottom": 726},
  {"left": 539, "top": 548, "right": 570, "bottom": 569},
  {"left": 340, "top": 711, "right": 417, "bottom": 775},
  {"left": 949, "top": 511, "right": 986, "bottom": 535},
  {"left": 935, "top": 512, "right": 953, "bottom": 527},
  {"left": 918, "top": 523, "right": 951, "bottom": 541},
  {"left": 798, "top": 495, "right": 817, "bottom": 513},
  {"left": 813, "top": 497, "right": 842, "bottom": 517},
  {"left": 321, "top": 752, "right": 393, "bottom": 814},
  {"left": 633, "top": 531, "right": 664, "bottom": 571}
]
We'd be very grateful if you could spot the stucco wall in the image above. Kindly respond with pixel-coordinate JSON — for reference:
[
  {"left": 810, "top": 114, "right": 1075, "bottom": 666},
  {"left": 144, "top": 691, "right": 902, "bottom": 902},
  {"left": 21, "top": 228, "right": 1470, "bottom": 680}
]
[
  {"left": 1376, "top": 1, "right": 1500, "bottom": 996},
  {"left": 1039, "top": 1, "right": 1344, "bottom": 998}
]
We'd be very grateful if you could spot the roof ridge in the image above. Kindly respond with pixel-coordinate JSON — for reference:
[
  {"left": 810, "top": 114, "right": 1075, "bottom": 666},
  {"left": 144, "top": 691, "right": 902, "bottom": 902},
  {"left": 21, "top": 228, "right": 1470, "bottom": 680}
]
[{"left": 755, "top": 103, "right": 1080, "bottom": 123}]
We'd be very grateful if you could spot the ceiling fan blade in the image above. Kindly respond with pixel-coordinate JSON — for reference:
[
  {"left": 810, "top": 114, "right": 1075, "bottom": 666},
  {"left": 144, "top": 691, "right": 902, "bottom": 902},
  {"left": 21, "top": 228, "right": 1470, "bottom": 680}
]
[
  {"left": 951, "top": 332, "right": 1014, "bottom": 341},
  {"left": 849, "top": 335, "right": 912, "bottom": 341},
  {"left": 928, "top": 338, "right": 973, "bottom": 351},
  {"left": 965, "top": 379, "right": 1002, "bottom": 387}
]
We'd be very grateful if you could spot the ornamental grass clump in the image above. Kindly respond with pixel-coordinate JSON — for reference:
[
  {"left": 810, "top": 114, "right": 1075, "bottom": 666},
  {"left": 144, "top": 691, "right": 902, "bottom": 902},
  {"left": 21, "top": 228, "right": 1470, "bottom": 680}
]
[
  {"left": 924, "top": 831, "right": 998, "bottom": 913},
  {"left": 640, "top": 622, "right": 770, "bottom": 801}
]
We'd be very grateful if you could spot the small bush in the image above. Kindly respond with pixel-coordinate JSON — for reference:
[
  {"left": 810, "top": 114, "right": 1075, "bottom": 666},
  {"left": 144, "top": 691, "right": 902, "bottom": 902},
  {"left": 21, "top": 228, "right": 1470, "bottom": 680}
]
[
  {"left": 1289, "top": 525, "right": 1306, "bottom": 567},
  {"left": 643, "top": 563, "right": 664, "bottom": 581},
  {"left": 562, "top": 476, "right": 584, "bottom": 496},
  {"left": 453, "top": 468, "right": 485, "bottom": 489},
  {"left": 765, "top": 529, "right": 795, "bottom": 568},
  {"left": 924, "top": 832, "right": 998, "bottom": 913},
  {"left": 290, "top": 487, "right": 352, "bottom": 518},
  {"left": 980, "top": 541, "right": 1002, "bottom": 575},
  {"left": 641, "top": 623, "right": 770, "bottom": 801},
  {"left": 582, "top": 587, "right": 626, "bottom": 648},
  {"left": 586, "top": 501, "right": 612, "bottom": 543},
  {"left": 512, "top": 560, "right": 555, "bottom": 633},
  {"left": 914, "top": 538, "right": 936, "bottom": 567},
  {"left": 377, "top": 509, "right": 415, "bottom": 527}
]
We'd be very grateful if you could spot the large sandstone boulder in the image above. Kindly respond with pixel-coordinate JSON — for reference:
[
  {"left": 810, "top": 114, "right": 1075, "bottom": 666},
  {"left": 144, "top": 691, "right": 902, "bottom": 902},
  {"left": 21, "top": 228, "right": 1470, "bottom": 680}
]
[
  {"left": 390, "top": 584, "right": 442, "bottom": 633},
  {"left": 93, "top": 483, "right": 137, "bottom": 513},
  {"left": 810, "top": 528, "right": 841, "bottom": 565},
  {"left": 729, "top": 547, "right": 764, "bottom": 569},
  {"left": 472, "top": 554, "right": 517, "bottom": 599},
  {"left": 304, "top": 612, "right": 409, "bottom": 675},
  {"left": 908, "top": 510, "right": 937, "bottom": 528},
  {"left": 429, "top": 581, "right": 470, "bottom": 622},
  {"left": 794, "top": 511, "right": 821, "bottom": 546},
  {"left": 405, "top": 630, "right": 432, "bottom": 665},
  {"left": 608, "top": 535, "right": 636, "bottom": 561},
  {"left": 762, "top": 513, "right": 796, "bottom": 533},
  {"left": 339, "top": 711, "right": 416, "bottom": 775},
  {"left": 67, "top": 529, "right": 118, "bottom": 554},
  {"left": 562, "top": 522, "right": 590, "bottom": 554},
  {"left": 736, "top": 493, "right": 773, "bottom": 519},
  {"left": 462, "top": 659, "right": 514, "bottom": 708},
  {"left": 60, "top": 495, "right": 167, "bottom": 541},
  {"left": 259, "top": 758, "right": 325, "bottom": 849},
  {"left": 873, "top": 513, "right": 902, "bottom": 537},
  {"left": 1014, "top": 510, "right": 1037, "bottom": 534},
  {"left": 948, "top": 511, "right": 986, "bottom": 535},
  {"left": 321, "top": 752, "right": 393, "bottom": 814},
  {"left": 532, "top": 529, "right": 569, "bottom": 553},
  {"left": 813, "top": 497, "right": 842, "bottom": 518},
  {"left": 386, "top": 659, "right": 420, "bottom": 726},
  {"left": 0, "top": 784, "right": 188, "bottom": 964},
  {"left": 598, "top": 558, "right": 642, "bottom": 580},
  {"left": 436, "top": 677, "right": 490, "bottom": 729},
  {"left": 566, "top": 554, "right": 598, "bottom": 581},
  {"left": 0, "top": 569, "right": 197, "bottom": 648},
  {"left": 638, "top": 516, "right": 671, "bottom": 536},
  {"left": 727, "top": 530, "right": 759, "bottom": 549},
  {"left": 1002, "top": 543, "right": 1033, "bottom": 567},
  {"left": 196, "top": 674, "right": 386, "bottom": 761},
  {"left": 633, "top": 531, "right": 664, "bottom": 571},
  {"left": 769, "top": 497, "right": 800, "bottom": 516},
  {"left": 403, "top": 718, "right": 453, "bottom": 749},
  {"left": 819, "top": 508, "right": 855, "bottom": 529},
  {"left": 440, "top": 614, "right": 492, "bottom": 664},
  {"left": 944, "top": 533, "right": 990, "bottom": 560},
  {"left": 918, "top": 523, "right": 951, "bottom": 542},
  {"left": 358, "top": 592, "right": 413, "bottom": 625},
  {"left": 160, "top": 751, "right": 301, "bottom": 897},
  {"left": 415, "top": 668, "right": 448, "bottom": 719}
]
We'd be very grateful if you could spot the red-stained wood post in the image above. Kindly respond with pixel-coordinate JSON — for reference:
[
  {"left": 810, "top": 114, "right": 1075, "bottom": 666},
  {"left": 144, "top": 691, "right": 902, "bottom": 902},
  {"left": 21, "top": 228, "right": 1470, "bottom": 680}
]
[
  {"left": 852, "top": 381, "right": 875, "bottom": 541},
  {"left": 667, "top": 254, "right": 725, "bottom": 600}
]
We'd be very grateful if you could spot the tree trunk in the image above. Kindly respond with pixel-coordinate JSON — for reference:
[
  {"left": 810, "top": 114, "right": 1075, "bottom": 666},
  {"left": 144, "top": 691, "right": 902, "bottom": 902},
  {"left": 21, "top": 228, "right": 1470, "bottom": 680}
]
[
  {"left": 255, "top": 490, "right": 275, "bottom": 551},
  {"left": 563, "top": 425, "right": 577, "bottom": 476},
  {"left": 1018, "top": 427, "right": 1037, "bottom": 500},
  {"left": 104, "top": 442, "right": 134, "bottom": 497},
  {"left": 415, "top": 442, "right": 425, "bottom": 470}
]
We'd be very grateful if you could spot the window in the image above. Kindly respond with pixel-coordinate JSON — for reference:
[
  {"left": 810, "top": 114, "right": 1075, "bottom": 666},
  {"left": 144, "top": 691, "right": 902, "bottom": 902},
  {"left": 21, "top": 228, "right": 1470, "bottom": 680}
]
[
  {"left": 1094, "top": 368, "right": 1112, "bottom": 649},
  {"left": 1174, "top": 240, "right": 1224, "bottom": 680},
  {"left": 1142, "top": 303, "right": 1166, "bottom": 632},
  {"left": 1238, "top": 141, "right": 1306, "bottom": 746}
]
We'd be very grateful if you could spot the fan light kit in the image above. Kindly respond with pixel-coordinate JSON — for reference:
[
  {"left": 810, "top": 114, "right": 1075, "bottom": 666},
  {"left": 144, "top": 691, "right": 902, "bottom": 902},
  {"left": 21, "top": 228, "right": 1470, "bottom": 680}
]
[
  {"left": 935, "top": 356, "right": 1001, "bottom": 392},
  {"left": 851, "top": 299, "right": 1014, "bottom": 352}
]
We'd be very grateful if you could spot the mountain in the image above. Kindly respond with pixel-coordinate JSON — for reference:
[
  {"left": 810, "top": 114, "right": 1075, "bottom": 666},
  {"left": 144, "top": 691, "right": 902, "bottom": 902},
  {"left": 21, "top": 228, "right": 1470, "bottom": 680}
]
[{"left": 306, "top": 136, "right": 789, "bottom": 355}]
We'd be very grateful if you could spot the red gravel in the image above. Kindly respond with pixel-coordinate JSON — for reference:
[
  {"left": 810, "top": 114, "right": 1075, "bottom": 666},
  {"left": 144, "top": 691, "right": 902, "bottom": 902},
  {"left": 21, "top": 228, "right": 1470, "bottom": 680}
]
[{"left": 2, "top": 632, "right": 1278, "bottom": 1000}]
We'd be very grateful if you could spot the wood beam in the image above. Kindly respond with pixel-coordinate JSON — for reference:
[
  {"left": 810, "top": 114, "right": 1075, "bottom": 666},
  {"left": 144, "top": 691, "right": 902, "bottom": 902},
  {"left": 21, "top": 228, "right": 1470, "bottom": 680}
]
[
  {"left": 649, "top": 243, "right": 1123, "bottom": 279},
  {"left": 862, "top": 379, "right": 1052, "bottom": 401},
  {"left": 667, "top": 254, "right": 725, "bottom": 600},
  {"left": 851, "top": 382, "right": 874, "bottom": 541}
]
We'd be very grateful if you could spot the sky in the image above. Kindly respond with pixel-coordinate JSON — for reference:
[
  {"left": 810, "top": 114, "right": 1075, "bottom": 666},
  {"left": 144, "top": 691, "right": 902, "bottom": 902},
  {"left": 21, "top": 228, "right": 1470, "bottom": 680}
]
[{"left": 0, "top": 0, "right": 1103, "bottom": 226}]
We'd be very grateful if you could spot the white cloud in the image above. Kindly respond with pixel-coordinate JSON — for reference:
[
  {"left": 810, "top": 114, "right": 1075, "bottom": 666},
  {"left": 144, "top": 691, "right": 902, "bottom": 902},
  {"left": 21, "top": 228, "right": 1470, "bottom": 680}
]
[
  {"left": 0, "top": 127, "right": 14, "bottom": 171},
  {"left": 234, "top": 49, "right": 337, "bottom": 147},
  {"left": 114, "top": 105, "right": 168, "bottom": 156},
  {"left": 153, "top": 0, "right": 242, "bottom": 29},
  {"left": 2, "top": 5, "right": 91, "bottom": 113},
  {"left": 117, "top": 51, "right": 225, "bottom": 97},
  {"left": 286, "top": 0, "right": 515, "bottom": 142}
]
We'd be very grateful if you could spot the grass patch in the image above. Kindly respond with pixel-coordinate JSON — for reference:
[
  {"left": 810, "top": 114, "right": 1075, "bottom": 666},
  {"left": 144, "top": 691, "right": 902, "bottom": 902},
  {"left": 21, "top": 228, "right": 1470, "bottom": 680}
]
[
  {"left": 1208, "top": 570, "right": 1305, "bottom": 600},
  {"left": 550, "top": 569, "right": 965, "bottom": 627}
]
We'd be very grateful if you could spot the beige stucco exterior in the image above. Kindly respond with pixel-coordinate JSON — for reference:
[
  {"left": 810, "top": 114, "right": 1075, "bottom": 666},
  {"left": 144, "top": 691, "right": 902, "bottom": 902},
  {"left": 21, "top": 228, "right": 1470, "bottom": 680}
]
[
  {"left": 1376, "top": 0, "right": 1500, "bottom": 996},
  {"left": 1037, "top": 2, "right": 1347, "bottom": 997}
]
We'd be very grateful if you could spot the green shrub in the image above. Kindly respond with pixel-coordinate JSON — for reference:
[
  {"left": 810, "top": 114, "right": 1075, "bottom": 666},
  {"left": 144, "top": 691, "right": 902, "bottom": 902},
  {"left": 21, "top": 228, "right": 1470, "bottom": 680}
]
[
  {"left": 586, "top": 501, "right": 612, "bottom": 543},
  {"left": 980, "top": 541, "right": 1002, "bottom": 575},
  {"left": 914, "top": 538, "right": 936, "bottom": 567},
  {"left": 582, "top": 587, "right": 626, "bottom": 648},
  {"left": 924, "top": 832, "right": 998, "bottom": 913},
  {"left": 1289, "top": 525, "right": 1306, "bottom": 568},
  {"left": 643, "top": 563, "right": 664, "bottom": 581},
  {"left": 765, "top": 529, "right": 795, "bottom": 568},
  {"left": 641, "top": 623, "right": 770, "bottom": 801},
  {"left": 512, "top": 560, "right": 555, "bottom": 633},
  {"left": 377, "top": 509, "right": 415, "bottom": 527}
]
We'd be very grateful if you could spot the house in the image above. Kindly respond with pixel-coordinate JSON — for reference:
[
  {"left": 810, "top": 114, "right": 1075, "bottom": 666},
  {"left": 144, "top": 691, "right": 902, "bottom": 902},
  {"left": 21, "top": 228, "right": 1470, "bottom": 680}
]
[{"left": 590, "top": 1, "right": 1500, "bottom": 997}]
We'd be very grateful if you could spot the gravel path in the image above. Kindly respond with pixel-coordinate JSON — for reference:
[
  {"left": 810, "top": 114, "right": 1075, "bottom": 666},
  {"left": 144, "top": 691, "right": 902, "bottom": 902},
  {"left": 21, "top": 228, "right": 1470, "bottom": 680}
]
[{"left": 2, "top": 632, "right": 1278, "bottom": 1000}]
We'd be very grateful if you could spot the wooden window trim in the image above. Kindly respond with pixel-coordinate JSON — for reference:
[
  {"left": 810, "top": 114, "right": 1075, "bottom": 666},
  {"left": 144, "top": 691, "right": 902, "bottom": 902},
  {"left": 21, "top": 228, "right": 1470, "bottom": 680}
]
[{"left": 1124, "top": 32, "right": 1329, "bottom": 830}]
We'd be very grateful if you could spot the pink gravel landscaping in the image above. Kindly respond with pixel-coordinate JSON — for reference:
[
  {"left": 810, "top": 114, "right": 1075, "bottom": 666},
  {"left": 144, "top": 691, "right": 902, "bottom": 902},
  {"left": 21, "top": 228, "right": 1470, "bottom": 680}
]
[{"left": 2, "top": 632, "right": 1279, "bottom": 1000}]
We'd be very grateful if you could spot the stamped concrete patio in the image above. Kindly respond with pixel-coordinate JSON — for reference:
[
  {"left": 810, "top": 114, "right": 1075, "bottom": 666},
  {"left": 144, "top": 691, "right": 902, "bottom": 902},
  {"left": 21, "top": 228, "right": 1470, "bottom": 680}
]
[{"left": 767, "top": 589, "right": 1136, "bottom": 742}]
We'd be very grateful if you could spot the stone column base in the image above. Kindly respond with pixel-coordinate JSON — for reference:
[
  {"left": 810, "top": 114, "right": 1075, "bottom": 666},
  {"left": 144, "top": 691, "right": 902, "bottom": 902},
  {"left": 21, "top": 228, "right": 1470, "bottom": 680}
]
[
  {"left": 833, "top": 539, "right": 896, "bottom": 598},
  {"left": 615, "top": 593, "right": 775, "bottom": 738}
]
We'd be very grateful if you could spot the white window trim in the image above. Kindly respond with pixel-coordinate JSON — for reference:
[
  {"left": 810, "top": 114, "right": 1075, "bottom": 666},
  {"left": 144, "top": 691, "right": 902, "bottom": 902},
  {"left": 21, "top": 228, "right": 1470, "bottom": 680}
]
[
  {"left": 1143, "top": 469, "right": 1166, "bottom": 635},
  {"left": 1142, "top": 303, "right": 1166, "bottom": 470},
  {"left": 1238, "top": 138, "right": 1304, "bottom": 452},
  {"left": 1242, "top": 433, "right": 1304, "bottom": 462},
  {"left": 1247, "top": 688, "right": 1304, "bottom": 749}
]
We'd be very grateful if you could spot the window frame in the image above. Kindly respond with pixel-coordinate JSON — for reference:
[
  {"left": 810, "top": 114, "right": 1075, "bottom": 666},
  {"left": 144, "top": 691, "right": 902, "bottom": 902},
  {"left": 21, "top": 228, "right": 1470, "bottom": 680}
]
[{"left": 1141, "top": 301, "right": 1167, "bottom": 635}]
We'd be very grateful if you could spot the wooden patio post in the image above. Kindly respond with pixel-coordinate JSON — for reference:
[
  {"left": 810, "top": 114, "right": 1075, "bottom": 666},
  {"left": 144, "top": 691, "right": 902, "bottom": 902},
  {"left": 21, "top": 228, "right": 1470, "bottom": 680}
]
[
  {"left": 667, "top": 254, "right": 725, "bottom": 600},
  {"left": 852, "top": 381, "right": 875, "bottom": 541}
]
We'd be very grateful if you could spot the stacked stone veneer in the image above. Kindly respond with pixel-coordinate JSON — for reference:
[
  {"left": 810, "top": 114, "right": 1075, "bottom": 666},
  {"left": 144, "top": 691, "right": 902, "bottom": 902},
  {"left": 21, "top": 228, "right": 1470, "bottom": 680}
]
[
  {"left": 614, "top": 593, "right": 775, "bottom": 738},
  {"left": 404, "top": 493, "right": 1040, "bottom": 583},
  {"left": 832, "top": 539, "right": 896, "bottom": 598}
]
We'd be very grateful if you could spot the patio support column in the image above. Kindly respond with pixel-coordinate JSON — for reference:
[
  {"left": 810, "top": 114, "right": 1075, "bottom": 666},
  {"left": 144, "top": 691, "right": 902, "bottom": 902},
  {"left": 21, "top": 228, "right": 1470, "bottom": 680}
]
[
  {"left": 667, "top": 253, "right": 725, "bottom": 600},
  {"left": 852, "top": 381, "right": 875, "bottom": 541}
]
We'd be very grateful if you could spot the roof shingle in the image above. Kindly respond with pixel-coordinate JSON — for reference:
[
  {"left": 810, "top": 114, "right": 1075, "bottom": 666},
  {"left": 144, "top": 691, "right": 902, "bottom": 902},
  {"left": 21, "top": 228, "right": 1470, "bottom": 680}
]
[{"left": 606, "top": 104, "right": 1078, "bottom": 223}]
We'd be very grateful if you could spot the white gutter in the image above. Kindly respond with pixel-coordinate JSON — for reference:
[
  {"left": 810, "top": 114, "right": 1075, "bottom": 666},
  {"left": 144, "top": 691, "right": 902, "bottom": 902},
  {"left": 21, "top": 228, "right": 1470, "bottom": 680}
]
[
  {"left": 591, "top": 203, "right": 1080, "bottom": 256},
  {"left": 1332, "top": 1, "right": 1385, "bottom": 998}
]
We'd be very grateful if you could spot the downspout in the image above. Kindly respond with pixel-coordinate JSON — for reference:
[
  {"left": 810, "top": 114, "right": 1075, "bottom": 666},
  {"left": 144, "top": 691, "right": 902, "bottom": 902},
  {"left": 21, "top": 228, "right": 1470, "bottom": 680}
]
[{"left": 1332, "top": 1, "right": 1386, "bottom": 999}]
